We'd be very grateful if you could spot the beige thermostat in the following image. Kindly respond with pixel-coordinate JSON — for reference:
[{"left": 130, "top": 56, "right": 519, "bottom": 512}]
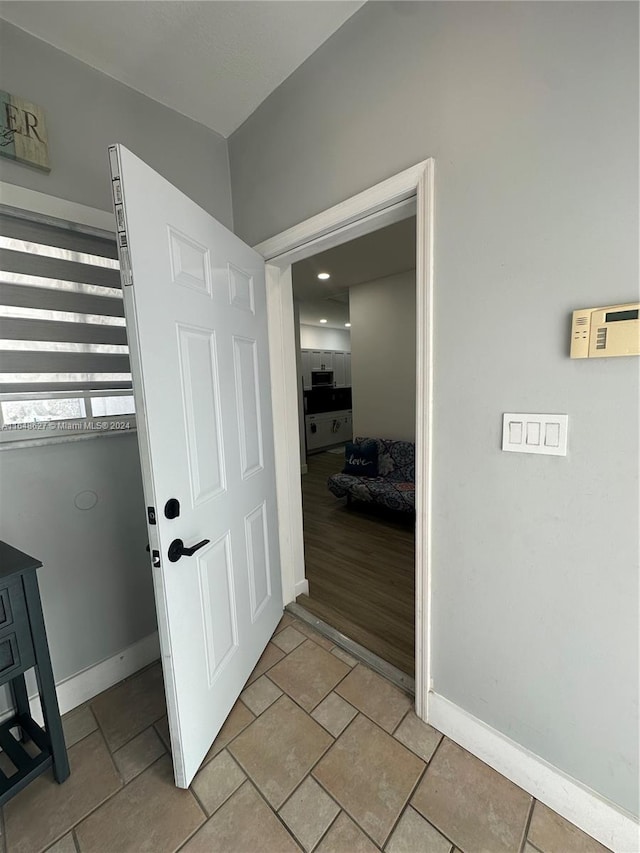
[{"left": 570, "top": 302, "right": 640, "bottom": 358}]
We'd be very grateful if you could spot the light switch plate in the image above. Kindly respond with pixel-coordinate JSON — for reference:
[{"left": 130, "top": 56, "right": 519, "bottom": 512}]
[{"left": 502, "top": 413, "right": 568, "bottom": 456}]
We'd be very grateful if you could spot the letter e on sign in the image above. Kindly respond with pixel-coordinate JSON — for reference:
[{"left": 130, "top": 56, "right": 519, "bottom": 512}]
[{"left": 0, "top": 91, "right": 50, "bottom": 172}]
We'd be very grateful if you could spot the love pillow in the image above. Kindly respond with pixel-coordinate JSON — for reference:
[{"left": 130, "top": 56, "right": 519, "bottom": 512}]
[{"left": 343, "top": 440, "right": 378, "bottom": 477}]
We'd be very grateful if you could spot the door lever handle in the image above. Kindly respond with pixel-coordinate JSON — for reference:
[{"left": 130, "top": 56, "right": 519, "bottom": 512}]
[{"left": 168, "top": 538, "right": 210, "bottom": 563}]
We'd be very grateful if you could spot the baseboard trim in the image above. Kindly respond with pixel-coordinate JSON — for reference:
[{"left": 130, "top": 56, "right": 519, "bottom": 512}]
[
  {"left": 428, "top": 692, "right": 639, "bottom": 853},
  {"left": 294, "top": 579, "right": 310, "bottom": 597},
  {"left": 4, "top": 632, "right": 160, "bottom": 726}
]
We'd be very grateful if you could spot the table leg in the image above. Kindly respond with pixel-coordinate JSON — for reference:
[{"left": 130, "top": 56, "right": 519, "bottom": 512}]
[
  {"left": 9, "top": 675, "right": 30, "bottom": 742},
  {"left": 22, "top": 573, "right": 70, "bottom": 784}
]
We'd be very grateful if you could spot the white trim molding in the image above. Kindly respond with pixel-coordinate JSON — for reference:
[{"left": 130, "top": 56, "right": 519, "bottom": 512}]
[
  {"left": 255, "top": 159, "right": 434, "bottom": 717},
  {"left": 0, "top": 181, "right": 114, "bottom": 231},
  {"left": 255, "top": 163, "right": 428, "bottom": 261},
  {"left": 294, "top": 579, "right": 310, "bottom": 598},
  {"left": 428, "top": 693, "right": 640, "bottom": 853},
  {"left": 1, "top": 631, "right": 160, "bottom": 727}
]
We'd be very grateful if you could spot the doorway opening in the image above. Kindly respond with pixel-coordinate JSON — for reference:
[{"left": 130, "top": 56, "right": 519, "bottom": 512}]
[
  {"left": 257, "top": 159, "right": 434, "bottom": 719},
  {"left": 291, "top": 215, "right": 417, "bottom": 676}
]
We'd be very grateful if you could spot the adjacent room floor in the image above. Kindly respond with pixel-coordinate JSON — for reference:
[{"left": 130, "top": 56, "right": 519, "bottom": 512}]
[
  {"left": 1, "top": 614, "right": 609, "bottom": 853},
  {"left": 299, "top": 451, "right": 415, "bottom": 675}
]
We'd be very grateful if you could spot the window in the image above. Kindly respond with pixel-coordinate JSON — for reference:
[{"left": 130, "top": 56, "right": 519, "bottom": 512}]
[{"left": 0, "top": 208, "right": 135, "bottom": 444}]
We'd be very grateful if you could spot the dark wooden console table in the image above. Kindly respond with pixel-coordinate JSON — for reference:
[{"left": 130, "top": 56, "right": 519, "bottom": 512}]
[{"left": 0, "top": 541, "right": 69, "bottom": 804}]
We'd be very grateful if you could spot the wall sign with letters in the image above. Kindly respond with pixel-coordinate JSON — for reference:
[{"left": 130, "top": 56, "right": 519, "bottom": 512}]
[{"left": 0, "top": 91, "right": 50, "bottom": 172}]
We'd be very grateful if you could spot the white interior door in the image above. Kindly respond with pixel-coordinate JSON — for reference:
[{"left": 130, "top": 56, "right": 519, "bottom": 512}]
[{"left": 108, "top": 145, "right": 283, "bottom": 787}]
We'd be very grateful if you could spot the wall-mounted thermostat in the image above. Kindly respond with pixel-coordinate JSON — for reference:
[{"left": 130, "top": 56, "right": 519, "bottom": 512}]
[{"left": 570, "top": 302, "right": 640, "bottom": 359}]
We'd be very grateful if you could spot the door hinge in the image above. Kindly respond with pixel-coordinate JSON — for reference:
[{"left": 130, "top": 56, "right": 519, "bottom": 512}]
[{"left": 118, "top": 236, "right": 133, "bottom": 287}]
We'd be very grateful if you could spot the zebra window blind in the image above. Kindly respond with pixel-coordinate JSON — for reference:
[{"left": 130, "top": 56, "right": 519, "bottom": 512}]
[
  {"left": 0, "top": 205, "right": 135, "bottom": 443},
  {"left": 0, "top": 207, "right": 134, "bottom": 435}
]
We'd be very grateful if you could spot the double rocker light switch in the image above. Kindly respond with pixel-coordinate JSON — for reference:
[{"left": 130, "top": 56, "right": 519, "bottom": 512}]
[{"left": 502, "top": 413, "right": 568, "bottom": 456}]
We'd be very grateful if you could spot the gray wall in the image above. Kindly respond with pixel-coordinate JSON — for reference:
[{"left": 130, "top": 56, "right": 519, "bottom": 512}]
[
  {"left": 350, "top": 272, "right": 416, "bottom": 441},
  {"left": 0, "top": 22, "right": 233, "bottom": 227},
  {"left": 229, "top": 2, "right": 639, "bottom": 815},
  {"left": 1, "top": 436, "right": 156, "bottom": 682},
  {"left": 0, "top": 24, "right": 235, "bottom": 690}
]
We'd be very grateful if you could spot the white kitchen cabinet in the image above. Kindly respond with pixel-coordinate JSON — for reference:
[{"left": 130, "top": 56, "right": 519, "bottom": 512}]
[
  {"left": 333, "top": 351, "right": 346, "bottom": 387},
  {"left": 310, "top": 351, "right": 334, "bottom": 371},
  {"left": 302, "top": 348, "right": 351, "bottom": 386},
  {"left": 306, "top": 410, "right": 352, "bottom": 452},
  {"left": 301, "top": 350, "right": 312, "bottom": 390}
]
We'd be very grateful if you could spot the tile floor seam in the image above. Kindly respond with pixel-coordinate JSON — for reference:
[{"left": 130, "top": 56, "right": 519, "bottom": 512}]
[
  {"left": 189, "top": 748, "right": 247, "bottom": 819},
  {"left": 330, "top": 688, "right": 410, "bottom": 738},
  {"left": 77, "top": 754, "right": 207, "bottom": 853},
  {"left": 277, "top": 740, "right": 346, "bottom": 826},
  {"left": 419, "top": 727, "right": 446, "bottom": 771},
  {"left": 310, "top": 787, "right": 384, "bottom": 853},
  {"left": 416, "top": 808, "right": 458, "bottom": 853},
  {"left": 378, "top": 748, "right": 432, "bottom": 850},
  {"left": 87, "top": 699, "right": 110, "bottom": 753},
  {"left": 518, "top": 797, "right": 536, "bottom": 853},
  {"left": 228, "top": 697, "right": 336, "bottom": 814},
  {"left": 390, "top": 704, "right": 413, "bottom": 735},
  {"left": 262, "top": 658, "right": 352, "bottom": 717},
  {"left": 308, "top": 808, "right": 344, "bottom": 853},
  {"left": 70, "top": 828, "right": 81, "bottom": 853},
  {"left": 27, "top": 733, "right": 125, "bottom": 853},
  {"left": 184, "top": 778, "right": 210, "bottom": 822},
  {"left": 309, "top": 787, "right": 384, "bottom": 853},
  {"left": 67, "top": 749, "right": 170, "bottom": 850},
  {"left": 62, "top": 728, "right": 96, "bottom": 753},
  {"left": 240, "top": 674, "right": 283, "bottom": 716},
  {"left": 170, "top": 794, "right": 210, "bottom": 853},
  {"left": 239, "top": 777, "right": 306, "bottom": 852},
  {"left": 307, "top": 711, "right": 413, "bottom": 851},
  {"left": 70, "top": 754, "right": 159, "bottom": 843},
  {"left": 256, "top": 653, "right": 287, "bottom": 680},
  {"left": 277, "top": 781, "right": 339, "bottom": 853},
  {"left": 305, "top": 709, "right": 363, "bottom": 783},
  {"left": 273, "top": 645, "right": 391, "bottom": 718},
  {"left": 410, "top": 736, "right": 538, "bottom": 853},
  {"left": 401, "top": 733, "right": 463, "bottom": 849},
  {"left": 98, "top": 712, "right": 168, "bottom": 757},
  {"left": 390, "top": 805, "right": 458, "bottom": 853},
  {"left": 311, "top": 693, "right": 359, "bottom": 737},
  {"left": 392, "top": 724, "right": 444, "bottom": 765}
]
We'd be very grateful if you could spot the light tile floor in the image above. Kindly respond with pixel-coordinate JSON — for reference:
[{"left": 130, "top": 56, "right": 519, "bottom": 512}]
[{"left": 1, "top": 613, "right": 611, "bottom": 853}]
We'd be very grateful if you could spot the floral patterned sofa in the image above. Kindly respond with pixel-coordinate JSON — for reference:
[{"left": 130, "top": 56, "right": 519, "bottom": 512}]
[{"left": 327, "top": 438, "right": 415, "bottom": 513}]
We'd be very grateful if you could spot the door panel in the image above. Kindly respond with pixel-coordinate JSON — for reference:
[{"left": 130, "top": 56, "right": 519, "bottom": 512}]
[
  {"left": 233, "top": 335, "right": 264, "bottom": 478},
  {"left": 108, "top": 145, "right": 283, "bottom": 787}
]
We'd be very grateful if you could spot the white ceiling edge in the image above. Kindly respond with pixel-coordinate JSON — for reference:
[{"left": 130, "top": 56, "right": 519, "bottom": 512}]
[{"left": 0, "top": 1, "right": 366, "bottom": 138}]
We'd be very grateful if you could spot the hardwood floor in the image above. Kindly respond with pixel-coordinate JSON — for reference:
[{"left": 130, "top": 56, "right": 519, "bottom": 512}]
[{"left": 299, "top": 450, "right": 415, "bottom": 675}]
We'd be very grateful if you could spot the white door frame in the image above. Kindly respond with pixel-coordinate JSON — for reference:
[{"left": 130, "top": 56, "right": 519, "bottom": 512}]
[{"left": 254, "top": 160, "right": 434, "bottom": 719}]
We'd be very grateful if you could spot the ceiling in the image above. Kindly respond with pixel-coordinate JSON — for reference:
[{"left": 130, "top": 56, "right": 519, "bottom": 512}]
[
  {"left": 0, "top": 1, "right": 365, "bottom": 139},
  {"left": 293, "top": 215, "right": 416, "bottom": 328}
]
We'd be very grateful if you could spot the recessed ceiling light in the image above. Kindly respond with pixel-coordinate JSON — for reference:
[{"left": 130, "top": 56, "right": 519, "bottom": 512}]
[
  {"left": 317, "top": 272, "right": 330, "bottom": 280},
  {"left": 344, "top": 323, "right": 351, "bottom": 328},
  {"left": 319, "top": 319, "right": 328, "bottom": 324}
]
